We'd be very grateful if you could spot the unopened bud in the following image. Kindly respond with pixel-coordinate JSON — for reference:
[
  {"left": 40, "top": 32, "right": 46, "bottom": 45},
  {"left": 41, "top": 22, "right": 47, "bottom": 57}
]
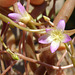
[
  {"left": 43, "top": 16, "right": 50, "bottom": 22},
  {"left": 6, "top": 49, "right": 19, "bottom": 60}
]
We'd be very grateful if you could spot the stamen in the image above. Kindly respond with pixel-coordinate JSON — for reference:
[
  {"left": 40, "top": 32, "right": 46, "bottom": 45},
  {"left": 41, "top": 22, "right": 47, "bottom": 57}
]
[{"left": 50, "top": 29, "right": 64, "bottom": 41}]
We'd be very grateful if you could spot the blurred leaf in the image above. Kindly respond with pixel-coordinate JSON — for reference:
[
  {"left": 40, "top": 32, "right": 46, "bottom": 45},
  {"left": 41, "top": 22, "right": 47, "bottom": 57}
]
[
  {"left": 26, "top": 44, "right": 38, "bottom": 72},
  {"left": 26, "top": 44, "right": 36, "bottom": 59}
]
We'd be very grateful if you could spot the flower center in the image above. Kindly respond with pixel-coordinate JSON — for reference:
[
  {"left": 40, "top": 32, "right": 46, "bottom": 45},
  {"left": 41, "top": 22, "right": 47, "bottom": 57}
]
[
  {"left": 20, "top": 14, "right": 31, "bottom": 24},
  {"left": 50, "top": 29, "right": 64, "bottom": 41}
]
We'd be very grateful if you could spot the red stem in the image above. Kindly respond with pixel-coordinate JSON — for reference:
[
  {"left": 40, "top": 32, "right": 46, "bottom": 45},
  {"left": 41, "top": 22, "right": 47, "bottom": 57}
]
[
  {"left": 22, "top": 31, "right": 28, "bottom": 75},
  {"left": 57, "top": 51, "right": 67, "bottom": 66},
  {"left": 49, "top": 0, "right": 56, "bottom": 18},
  {"left": 17, "top": 53, "right": 73, "bottom": 70},
  {"left": 0, "top": 51, "right": 74, "bottom": 70},
  {"left": 19, "top": 36, "right": 23, "bottom": 54},
  {"left": 1, "top": 61, "right": 17, "bottom": 75},
  {"left": 26, "top": 0, "right": 30, "bottom": 12}
]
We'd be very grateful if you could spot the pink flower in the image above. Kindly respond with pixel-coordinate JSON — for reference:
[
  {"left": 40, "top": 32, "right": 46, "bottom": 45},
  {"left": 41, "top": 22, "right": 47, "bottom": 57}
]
[
  {"left": 38, "top": 20, "right": 71, "bottom": 53},
  {"left": 8, "top": 2, "right": 31, "bottom": 24}
]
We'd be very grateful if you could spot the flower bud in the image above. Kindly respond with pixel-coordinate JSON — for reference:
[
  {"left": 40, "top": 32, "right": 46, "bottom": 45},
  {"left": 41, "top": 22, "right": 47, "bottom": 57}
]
[{"left": 43, "top": 16, "right": 50, "bottom": 22}]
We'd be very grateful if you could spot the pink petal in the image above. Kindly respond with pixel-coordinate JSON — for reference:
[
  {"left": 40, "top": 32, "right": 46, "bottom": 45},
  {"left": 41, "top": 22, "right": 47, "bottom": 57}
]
[
  {"left": 17, "top": 2, "right": 26, "bottom": 15},
  {"left": 46, "top": 29, "right": 53, "bottom": 33},
  {"left": 50, "top": 41, "right": 60, "bottom": 53},
  {"left": 38, "top": 34, "right": 53, "bottom": 44},
  {"left": 62, "top": 34, "right": 71, "bottom": 43},
  {"left": 57, "top": 20, "right": 65, "bottom": 31},
  {"left": 8, "top": 13, "right": 22, "bottom": 20}
]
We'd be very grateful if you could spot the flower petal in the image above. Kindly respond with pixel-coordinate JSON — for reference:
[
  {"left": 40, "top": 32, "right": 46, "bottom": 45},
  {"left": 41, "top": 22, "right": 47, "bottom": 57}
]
[
  {"left": 8, "top": 13, "right": 22, "bottom": 20},
  {"left": 17, "top": 2, "right": 26, "bottom": 15},
  {"left": 46, "top": 29, "right": 53, "bottom": 33},
  {"left": 57, "top": 20, "right": 65, "bottom": 31},
  {"left": 50, "top": 41, "right": 60, "bottom": 53},
  {"left": 62, "top": 34, "right": 71, "bottom": 43},
  {"left": 38, "top": 34, "right": 53, "bottom": 44}
]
